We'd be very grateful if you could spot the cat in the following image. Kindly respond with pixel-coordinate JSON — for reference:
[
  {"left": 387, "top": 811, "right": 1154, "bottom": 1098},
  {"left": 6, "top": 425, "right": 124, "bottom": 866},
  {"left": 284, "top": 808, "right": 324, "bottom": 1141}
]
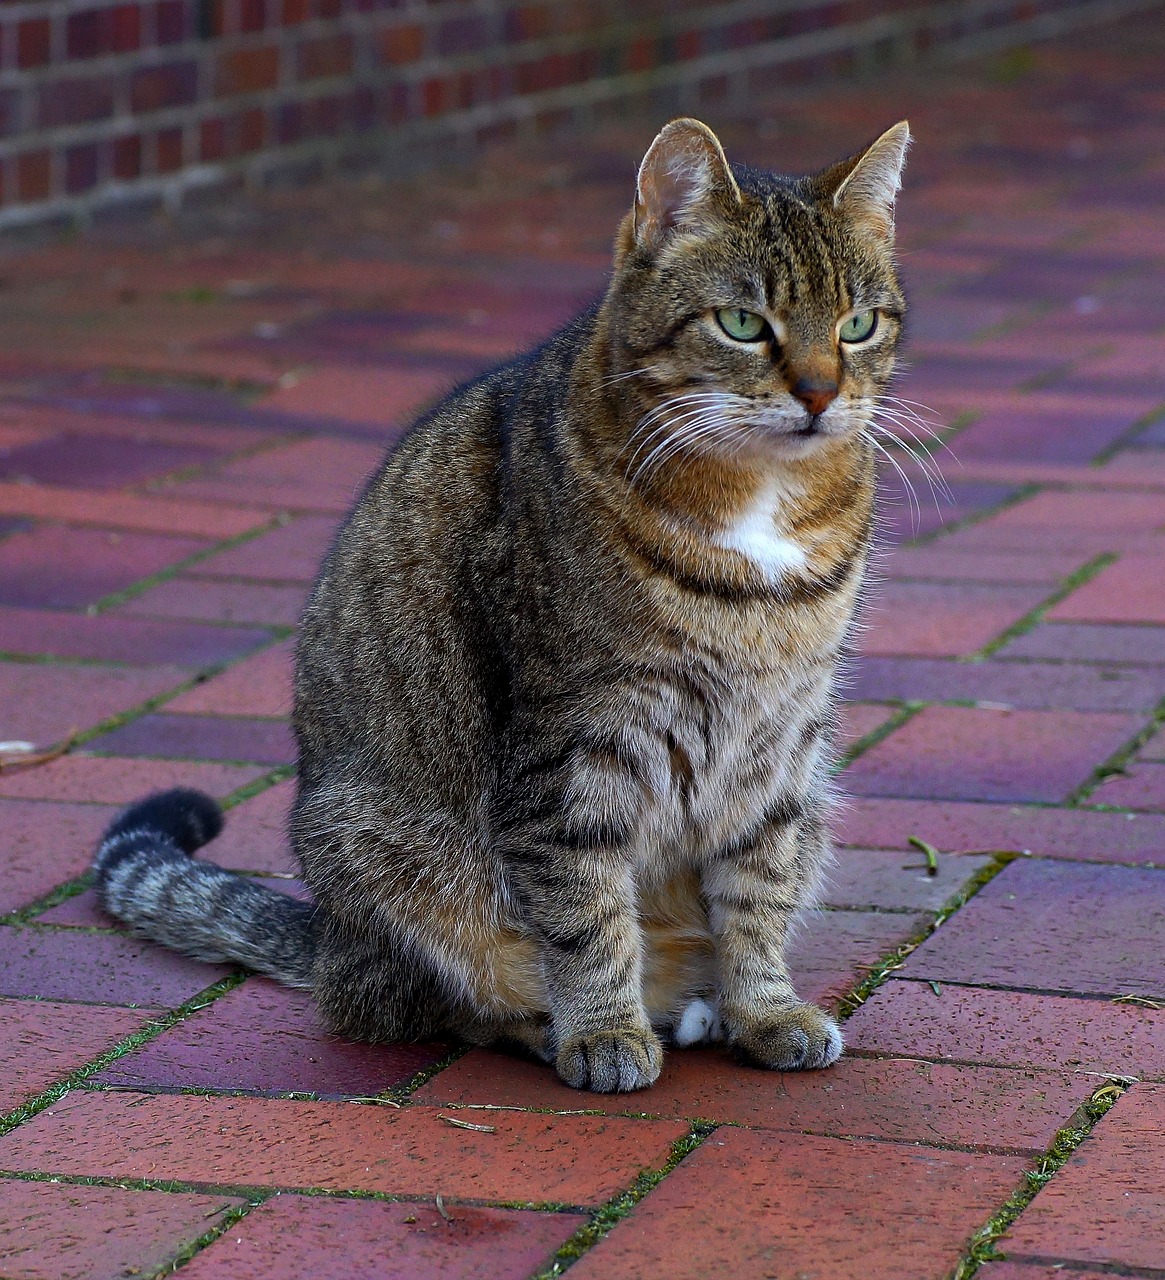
[{"left": 93, "top": 116, "right": 910, "bottom": 1093}]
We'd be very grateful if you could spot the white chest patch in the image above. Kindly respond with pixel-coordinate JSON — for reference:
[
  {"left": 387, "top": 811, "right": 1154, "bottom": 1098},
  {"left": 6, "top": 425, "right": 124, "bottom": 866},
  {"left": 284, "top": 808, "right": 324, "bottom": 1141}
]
[{"left": 713, "top": 483, "right": 808, "bottom": 579}]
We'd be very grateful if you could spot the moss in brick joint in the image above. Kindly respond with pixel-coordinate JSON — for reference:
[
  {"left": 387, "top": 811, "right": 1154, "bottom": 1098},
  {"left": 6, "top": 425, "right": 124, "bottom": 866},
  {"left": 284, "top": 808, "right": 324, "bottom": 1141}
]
[
  {"left": 0, "top": 971, "right": 246, "bottom": 1141},
  {"left": 1069, "top": 695, "right": 1165, "bottom": 806},
  {"left": 531, "top": 1122, "right": 716, "bottom": 1279},
  {"left": 950, "top": 1081, "right": 1130, "bottom": 1278},
  {"left": 836, "top": 851, "right": 1022, "bottom": 1019},
  {"left": 968, "top": 551, "right": 1116, "bottom": 661}
]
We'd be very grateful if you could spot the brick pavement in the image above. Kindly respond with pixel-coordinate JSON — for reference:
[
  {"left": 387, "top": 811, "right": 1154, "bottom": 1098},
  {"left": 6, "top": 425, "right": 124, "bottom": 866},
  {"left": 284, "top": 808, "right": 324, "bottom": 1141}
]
[{"left": 1, "top": 13, "right": 1164, "bottom": 1279}]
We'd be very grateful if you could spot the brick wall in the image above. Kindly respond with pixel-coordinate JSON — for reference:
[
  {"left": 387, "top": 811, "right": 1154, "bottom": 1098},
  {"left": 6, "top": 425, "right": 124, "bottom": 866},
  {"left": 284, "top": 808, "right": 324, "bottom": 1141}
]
[{"left": 0, "top": 0, "right": 1159, "bottom": 229}]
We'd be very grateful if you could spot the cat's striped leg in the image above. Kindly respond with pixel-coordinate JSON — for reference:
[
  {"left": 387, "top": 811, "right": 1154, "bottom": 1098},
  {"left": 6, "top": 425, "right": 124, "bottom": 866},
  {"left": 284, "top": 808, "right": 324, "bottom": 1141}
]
[
  {"left": 704, "top": 798, "right": 842, "bottom": 1070},
  {"left": 502, "top": 747, "right": 662, "bottom": 1093}
]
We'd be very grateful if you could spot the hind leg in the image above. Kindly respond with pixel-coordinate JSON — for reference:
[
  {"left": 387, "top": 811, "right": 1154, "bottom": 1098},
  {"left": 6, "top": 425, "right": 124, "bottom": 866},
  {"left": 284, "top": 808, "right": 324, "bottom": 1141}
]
[{"left": 639, "top": 870, "right": 720, "bottom": 1047}]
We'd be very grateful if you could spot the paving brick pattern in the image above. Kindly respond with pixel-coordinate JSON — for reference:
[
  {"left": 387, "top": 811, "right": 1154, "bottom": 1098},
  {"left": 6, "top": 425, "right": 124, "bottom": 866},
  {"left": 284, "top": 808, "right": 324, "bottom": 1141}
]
[{"left": 1, "top": 14, "right": 1163, "bottom": 1278}]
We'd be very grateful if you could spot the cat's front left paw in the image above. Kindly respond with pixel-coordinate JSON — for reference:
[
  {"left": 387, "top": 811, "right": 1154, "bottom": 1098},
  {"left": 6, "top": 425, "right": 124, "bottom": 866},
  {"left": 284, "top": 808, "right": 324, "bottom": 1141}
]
[
  {"left": 732, "top": 1003, "right": 842, "bottom": 1071},
  {"left": 556, "top": 1027, "right": 663, "bottom": 1092}
]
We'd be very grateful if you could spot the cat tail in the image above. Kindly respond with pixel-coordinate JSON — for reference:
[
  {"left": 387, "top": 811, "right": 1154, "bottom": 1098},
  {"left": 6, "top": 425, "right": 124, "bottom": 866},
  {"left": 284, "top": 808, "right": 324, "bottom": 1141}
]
[{"left": 93, "top": 788, "right": 316, "bottom": 989}]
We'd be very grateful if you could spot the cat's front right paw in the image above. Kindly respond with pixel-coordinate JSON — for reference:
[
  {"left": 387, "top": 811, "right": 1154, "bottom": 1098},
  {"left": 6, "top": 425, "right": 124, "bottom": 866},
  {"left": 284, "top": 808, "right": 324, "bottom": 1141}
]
[{"left": 556, "top": 1027, "right": 663, "bottom": 1092}]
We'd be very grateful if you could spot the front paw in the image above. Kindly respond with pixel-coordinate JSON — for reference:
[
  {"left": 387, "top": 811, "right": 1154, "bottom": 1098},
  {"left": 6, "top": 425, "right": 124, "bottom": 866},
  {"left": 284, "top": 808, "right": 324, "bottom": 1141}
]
[
  {"left": 732, "top": 1003, "right": 843, "bottom": 1071},
  {"left": 557, "top": 1027, "right": 663, "bottom": 1092}
]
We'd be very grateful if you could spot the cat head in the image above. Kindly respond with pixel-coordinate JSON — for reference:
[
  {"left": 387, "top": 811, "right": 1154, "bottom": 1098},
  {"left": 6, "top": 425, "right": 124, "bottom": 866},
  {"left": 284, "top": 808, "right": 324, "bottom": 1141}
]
[{"left": 606, "top": 118, "right": 910, "bottom": 478}]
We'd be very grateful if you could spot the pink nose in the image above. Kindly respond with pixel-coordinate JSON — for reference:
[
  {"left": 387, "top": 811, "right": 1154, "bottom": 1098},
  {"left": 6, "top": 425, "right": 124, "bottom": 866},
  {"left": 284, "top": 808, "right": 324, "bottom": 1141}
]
[{"left": 792, "top": 379, "right": 839, "bottom": 416}]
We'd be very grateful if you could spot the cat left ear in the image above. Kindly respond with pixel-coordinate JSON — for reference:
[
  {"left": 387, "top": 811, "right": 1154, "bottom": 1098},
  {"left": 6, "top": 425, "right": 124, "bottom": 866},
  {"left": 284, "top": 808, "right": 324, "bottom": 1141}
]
[
  {"left": 634, "top": 118, "right": 741, "bottom": 251},
  {"left": 830, "top": 121, "right": 912, "bottom": 236}
]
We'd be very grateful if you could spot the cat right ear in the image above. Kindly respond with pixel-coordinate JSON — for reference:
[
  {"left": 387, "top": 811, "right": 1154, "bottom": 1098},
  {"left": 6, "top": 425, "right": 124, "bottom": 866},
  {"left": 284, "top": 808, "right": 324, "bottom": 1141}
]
[{"left": 634, "top": 119, "right": 741, "bottom": 251}]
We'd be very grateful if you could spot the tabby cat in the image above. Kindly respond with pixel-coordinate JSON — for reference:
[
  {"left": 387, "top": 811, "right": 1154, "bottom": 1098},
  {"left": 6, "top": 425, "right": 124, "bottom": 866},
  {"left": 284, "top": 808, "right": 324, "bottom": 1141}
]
[{"left": 94, "top": 117, "right": 910, "bottom": 1093}]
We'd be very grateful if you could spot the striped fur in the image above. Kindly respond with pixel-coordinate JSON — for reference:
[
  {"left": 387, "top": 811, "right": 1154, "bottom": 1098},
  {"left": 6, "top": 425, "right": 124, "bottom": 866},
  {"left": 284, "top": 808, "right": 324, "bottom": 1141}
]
[{"left": 95, "top": 119, "right": 910, "bottom": 1091}]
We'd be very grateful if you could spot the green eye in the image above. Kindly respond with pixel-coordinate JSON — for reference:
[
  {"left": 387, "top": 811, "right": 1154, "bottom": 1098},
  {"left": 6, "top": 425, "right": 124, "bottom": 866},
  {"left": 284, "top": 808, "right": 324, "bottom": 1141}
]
[
  {"left": 839, "top": 310, "right": 878, "bottom": 343},
  {"left": 715, "top": 308, "right": 767, "bottom": 342}
]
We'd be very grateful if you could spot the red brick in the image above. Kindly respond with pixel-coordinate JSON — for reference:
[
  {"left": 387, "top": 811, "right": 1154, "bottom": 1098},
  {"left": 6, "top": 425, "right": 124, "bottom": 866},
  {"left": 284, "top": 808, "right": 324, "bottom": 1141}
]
[
  {"left": 0, "top": 754, "right": 265, "bottom": 805},
  {"left": 838, "top": 702, "right": 895, "bottom": 751},
  {"left": 16, "top": 151, "right": 53, "bottom": 203},
  {"left": 0, "top": 997, "right": 147, "bottom": 1112},
  {"left": 172, "top": 438, "right": 384, "bottom": 513},
  {"left": 0, "top": 480, "right": 271, "bottom": 538},
  {"left": 826, "top": 848, "right": 993, "bottom": 912},
  {"left": 211, "top": 778, "right": 295, "bottom": 873},
  {"left": 194, "top": 515, "right": 339, "bottom": 582},
  {"left": 380, "top": 23, "right": 426, "bottom": 65},
  {"left": 1003, "top": 1084, "right": 1165, "bottom": 1271},
  {"left": 987, "top": 490, "right": 1165, "bottom": 536},
  {"left": 844, "top": 981, "right": 1165, "bottom": 1078},
  {"left": 1048, "top": 552, "right": 1165, "bottom": 624},
  {"left": 216, "top": 46, "right": 280, "bottom": 97},
  {"left": 178, "top": 1194, "right": 585, "bottom": 1280},
  {"left": 859, "top": 582, "right": 1046, "bottom": 657},
  {"left": 166, "top": 640, "right": 294, "bottom": 716},
  {"left": 200, "top": 116, "right": 227, "bottom": 162},
  {"left": 297, "top": 32, "right": 352, "bottom": 80},
  {"left": 0, "top": 1092, "right": 689, "bottom": 1205},
  {"left": 900, "top": 860, "right": 1165, "bottom": 1000},
  {"left": 155, "top": 125, "right": 184, "bottom": 172},
  {"left": 117, "top": 576, "right": 305, "bottom": 626},
  {"left": 836, "top": 796, "right": 1165, "bottom": 866},
  {"left": 0, "top": 798, "right": 114, "bottom": 913},
  {"left": 0, "top": 1181, "right": 244, "bottom": 1280},
  {"left": 94, "top": 976, "right": 447, "bottom": 1097},
  {"left": 0, "top": 604, "right": 273, "bottom": 667},
  {"left": 112, "top": 133, "right": 142, "bottom": 179},
  {"left": 568, "top": 1127, "right": 1026, "bottom": 1280},
  {"left": 977, "top": 1267, "right": 1134, "bottom": 1280},
  {"left": 421, "top": 1050, "right": 1092, "bottom": 1154},
  {"left": 64, "top": 143, "right": 100, "bottom": 194},
  {"left": 261, "top": 367, "right": 450, "bottom": 429},
  {"left": 843, "top": 707, "right": 1140, "bottom": 803},
  {"left": 1089, "top": 762, "right": 1165, "bottom": 811},
  {"left": 0, "top": 661, "right": 186, "bottom": 747},
  {"left": 17, "top": 18, "right": 52, "bottom": 68},
  {"left": 0, "top": 926, "right": 230, "bottom": 1006},
  {"left": 790, "top": 908, "right": 930, "bottom": 1011},
  {"left": 237, "top": 105, "right": 266, "bottom": 153}
]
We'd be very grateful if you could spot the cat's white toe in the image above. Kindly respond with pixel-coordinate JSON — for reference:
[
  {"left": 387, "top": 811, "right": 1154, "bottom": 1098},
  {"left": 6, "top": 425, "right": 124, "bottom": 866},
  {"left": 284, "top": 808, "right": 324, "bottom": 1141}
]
[{"left": 674, "top": 997, "right": 721, "bottom": 1046}]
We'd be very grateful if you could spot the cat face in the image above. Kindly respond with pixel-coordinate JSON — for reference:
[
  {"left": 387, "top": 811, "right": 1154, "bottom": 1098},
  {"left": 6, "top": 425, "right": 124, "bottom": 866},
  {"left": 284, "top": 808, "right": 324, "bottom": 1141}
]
[{"left": 609, "top": 120, "right": 909, "bottom": 476}]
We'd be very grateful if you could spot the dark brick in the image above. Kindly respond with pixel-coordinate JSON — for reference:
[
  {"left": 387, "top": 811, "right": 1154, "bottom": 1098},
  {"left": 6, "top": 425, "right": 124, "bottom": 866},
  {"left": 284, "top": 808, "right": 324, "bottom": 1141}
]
[
  {"left": 998, "top": 622, "right": 1165, "bottom": 666},
  {"left": 238, "top": 0, "right": 266, "bottom": 33},
  {"left": 95, "top": 976, "right": 449, "bottom": 1097},
  {"left": 87, "top": 712, "right": 296, "bottom": 764},
  {"left": 0, "top": 926, "right": 231, "bottom": 1007},
  {"left": 112, "top": 133, "right": 142, "bottom": 179},
  {"left": 155, "top": 0, "right": 188, "bottom": 43},
  {"left": 65, "top": 143, "right": 101, "bottom": 195},
  {"left": 66, "top": 5, "right": 141, "bottom": 58},
  {"left": 16, "top": 151, "right": 53, "bottom": 203},
  {"left": 131, "top": 61, "right": 198, "bottom": 112},
  {"left": 0, "top": 433, "right": 222, "bottom": 490},
  {"left": 37, "top": 77, "right": 115, "bottom": 128}
]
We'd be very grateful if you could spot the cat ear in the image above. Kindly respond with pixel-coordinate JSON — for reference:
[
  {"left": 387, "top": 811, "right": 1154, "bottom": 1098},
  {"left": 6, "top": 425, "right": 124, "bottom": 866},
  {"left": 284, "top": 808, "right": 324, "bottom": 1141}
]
[
  {"left": 830, "top": 121, "right": 911, "bottom": 236},
  {"left": 634, "top": 118, "right": 741, "bottom": 251}
]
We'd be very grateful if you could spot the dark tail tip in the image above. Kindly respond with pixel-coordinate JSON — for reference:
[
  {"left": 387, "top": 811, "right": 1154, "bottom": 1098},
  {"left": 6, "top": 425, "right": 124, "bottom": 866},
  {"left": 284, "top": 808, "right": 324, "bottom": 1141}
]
[{"left": 102, "top": 788, "right": 224, "bottom": 856}]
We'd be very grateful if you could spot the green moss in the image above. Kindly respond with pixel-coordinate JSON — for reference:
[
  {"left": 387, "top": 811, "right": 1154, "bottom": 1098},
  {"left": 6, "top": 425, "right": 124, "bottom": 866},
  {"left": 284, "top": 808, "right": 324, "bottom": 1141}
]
[
  {"left": 951, "top": 1082, "right": 1129, "bottom": 1278},
  {"left": 530, "top": 1123, "right": 715, "bottom": 1278}
]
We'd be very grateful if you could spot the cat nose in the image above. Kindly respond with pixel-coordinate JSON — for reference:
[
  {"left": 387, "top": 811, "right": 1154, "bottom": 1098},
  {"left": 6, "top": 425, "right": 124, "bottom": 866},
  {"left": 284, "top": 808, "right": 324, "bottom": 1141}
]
[{"left": 791, "top": 379, "right": 839, "bottom": 416}]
